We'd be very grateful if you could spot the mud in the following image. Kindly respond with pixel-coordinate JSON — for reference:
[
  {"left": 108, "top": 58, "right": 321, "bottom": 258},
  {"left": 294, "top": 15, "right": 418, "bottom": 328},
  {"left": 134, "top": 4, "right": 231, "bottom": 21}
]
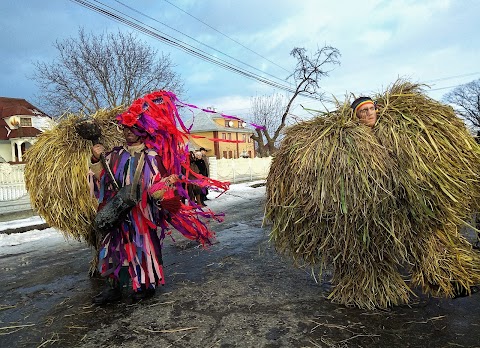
[{"left": 1, "top": 187, "right": 480, "bottom": 347}]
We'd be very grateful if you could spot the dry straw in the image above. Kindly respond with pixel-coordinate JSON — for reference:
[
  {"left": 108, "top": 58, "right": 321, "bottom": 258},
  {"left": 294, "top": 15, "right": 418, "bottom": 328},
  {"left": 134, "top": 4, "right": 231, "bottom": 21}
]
[
  {"left": 265, "top": 80, "right": 480, "bottom": 309},
  {"left": 24, "top": 107, "right": 124, "bottom": 251}
]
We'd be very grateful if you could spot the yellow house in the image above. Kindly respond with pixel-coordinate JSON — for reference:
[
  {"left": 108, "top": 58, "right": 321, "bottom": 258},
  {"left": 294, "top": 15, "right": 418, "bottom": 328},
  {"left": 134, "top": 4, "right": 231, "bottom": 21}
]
[{"left": 184, "top": 109, "right": 256, "bottom": 159}]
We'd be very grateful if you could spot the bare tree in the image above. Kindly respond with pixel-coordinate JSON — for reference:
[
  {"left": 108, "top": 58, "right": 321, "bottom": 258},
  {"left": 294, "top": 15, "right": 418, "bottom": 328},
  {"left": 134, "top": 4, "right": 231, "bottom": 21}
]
[
  {"left": 32, "top": 28, "right": 184, "bottom": 116},
  {"left": 250, "top": 93, "right": 288, "bottom": 157},
  {"left": 250, "top": 46, "right": 340, "bottom": 157},
  {"left": 442, "top": 79, "right": 480, "bottom": 127}
]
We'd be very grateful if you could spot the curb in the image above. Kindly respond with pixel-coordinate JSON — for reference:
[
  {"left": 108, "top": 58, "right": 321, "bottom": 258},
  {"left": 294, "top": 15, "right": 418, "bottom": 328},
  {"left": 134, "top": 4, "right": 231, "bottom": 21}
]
[{"left": 1, "top": 223, "right": 50, "bottom": 235}]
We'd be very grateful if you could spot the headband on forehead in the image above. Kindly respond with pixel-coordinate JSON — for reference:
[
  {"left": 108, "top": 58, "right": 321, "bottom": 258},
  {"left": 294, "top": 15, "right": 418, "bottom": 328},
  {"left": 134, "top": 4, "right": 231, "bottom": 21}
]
[{"left": 351, "top": 96, "right": 374, "bottom": 114}]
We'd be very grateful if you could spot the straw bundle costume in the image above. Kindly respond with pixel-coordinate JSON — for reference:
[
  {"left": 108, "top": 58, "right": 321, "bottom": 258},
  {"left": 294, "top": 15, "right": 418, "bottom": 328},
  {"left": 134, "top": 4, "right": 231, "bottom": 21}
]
[
  {"left": 24, "top": 108, "right": 125, "bottom": 249},
  {"left": 25, "top": 90, "right": 228, "bottom": 304},
  {"left": 265, "top": 81, "right": 480, "bottom": 309}
]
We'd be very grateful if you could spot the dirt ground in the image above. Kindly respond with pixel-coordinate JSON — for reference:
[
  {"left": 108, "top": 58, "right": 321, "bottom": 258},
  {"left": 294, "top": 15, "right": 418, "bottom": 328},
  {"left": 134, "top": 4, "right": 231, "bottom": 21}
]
[{"left": 1, "top": 187, "right": 480, "bottom": 347}]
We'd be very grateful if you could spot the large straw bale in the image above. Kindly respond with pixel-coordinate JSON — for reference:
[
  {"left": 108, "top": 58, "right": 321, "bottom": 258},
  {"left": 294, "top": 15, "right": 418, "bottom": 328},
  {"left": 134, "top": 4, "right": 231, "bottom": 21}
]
[
  {"left": 409, "top": 224, "right": 480, "bottom": 297},
  {"left": 374, "top": 82, "right": 480, "bottom": 228},
  {"left": 265, "top": 80, "right": 480, "bottom": 309},
  {"left": 24, "top": 108, "right": 124, "bottom": 247}
]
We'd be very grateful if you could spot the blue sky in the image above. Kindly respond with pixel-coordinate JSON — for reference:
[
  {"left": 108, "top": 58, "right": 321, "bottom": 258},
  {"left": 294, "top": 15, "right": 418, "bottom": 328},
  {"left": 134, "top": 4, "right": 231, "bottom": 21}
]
[{"left": 1, "top": 0, "right": 479, "bottom": 120}]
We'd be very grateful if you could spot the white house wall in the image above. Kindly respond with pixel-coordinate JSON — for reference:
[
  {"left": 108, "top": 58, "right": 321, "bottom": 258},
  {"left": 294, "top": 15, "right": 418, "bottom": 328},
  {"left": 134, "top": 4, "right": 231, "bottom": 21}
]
[
  {"left": 0, "top": 142, "right": 10, "bottom": 162},
  {"left": 0, "top": 139, "right": 36, "bottom": 162},
  {"left": 32, "top": 116, "right": 55, "bottom": 131}
]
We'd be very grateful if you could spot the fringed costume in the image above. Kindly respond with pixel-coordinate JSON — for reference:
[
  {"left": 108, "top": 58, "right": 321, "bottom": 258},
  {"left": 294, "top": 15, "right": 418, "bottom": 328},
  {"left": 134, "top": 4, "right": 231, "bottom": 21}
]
[
  {"left": 25, "top": 90, "right": 231, "bottom": 303},
  {"left": 90, "top": 144, "right": 170, "bottom": 291},
  {"left": 88, "top": 91, "right": 228, "bottom": 301}
]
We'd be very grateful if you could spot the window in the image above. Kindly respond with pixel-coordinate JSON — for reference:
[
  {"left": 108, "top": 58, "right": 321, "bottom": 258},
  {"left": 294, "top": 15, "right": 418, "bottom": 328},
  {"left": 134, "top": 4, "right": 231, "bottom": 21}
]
[
  {"left": 228, "top": 133, "right": 232, "bottom": 140},
  {"left": 248, "top": 135, "right": 252, "bottom": 143},
  {"left": 225, "top": 120, "right": 230, "bottom": 127},
  {"left": 242, "top": 134, "right": 247, "bottom": 142},
  {"left": 222, "top": 133, "right": 226, "bottom": 139},
  {"left": 248, "top": 151, "right": 252, "bottom": 158},
  {"left": 20, "top": 118, "right": 32, "bottom": 127},
  {"left": 228, "top": 151, "right": 233, "bottom": 158},
  {"left": 223, "top": 151, "right": 227, "bottom": 158}
]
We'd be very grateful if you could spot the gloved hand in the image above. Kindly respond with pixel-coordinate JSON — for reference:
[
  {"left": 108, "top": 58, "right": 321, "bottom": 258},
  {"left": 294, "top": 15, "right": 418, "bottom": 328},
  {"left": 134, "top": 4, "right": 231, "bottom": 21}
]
[
  {"left": 149, "top": 174, "right": 182, "bottom": 214},
  {"left": 92, "top": 144, "right": 105, "bottom": 160},
  {"left": 149, "top": 174, "right": 179, "bottom": 200}
]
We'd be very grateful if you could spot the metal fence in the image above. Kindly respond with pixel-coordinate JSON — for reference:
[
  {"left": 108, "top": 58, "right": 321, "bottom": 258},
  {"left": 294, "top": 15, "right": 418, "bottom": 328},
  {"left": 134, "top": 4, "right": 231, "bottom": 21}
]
[
  {"left": 0, "top": 163, "right": 27, "bottom": 201},
  {"left": 0, "top": 157, "right": 272, "bottom": 207}
]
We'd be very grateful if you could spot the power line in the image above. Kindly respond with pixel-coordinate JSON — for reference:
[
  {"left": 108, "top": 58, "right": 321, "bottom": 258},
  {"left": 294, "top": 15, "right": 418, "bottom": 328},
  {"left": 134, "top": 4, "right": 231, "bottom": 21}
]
[
  {"left": 113, "top": 0, "right": 290, "bottom": 85},
  {"left": 70, "top": 1, "right": 293, "bottom": 92},
  {"left": 424, "top": 72, "right": 480, "bottom": 84},
  {"left": 426, "top": 74, "right": 480, "bottom": 92},
  {"left": 69, "top": 0, "right": 320, "bottom": 100},
  {"left": 429, "top": 84, "right": 463, "bottom": 92},
  {"left": 161, "top": 0, "right": 290, "bottom": 73},
  {"left": 319, "top": 76, "right": 480, "bottom": 103}
]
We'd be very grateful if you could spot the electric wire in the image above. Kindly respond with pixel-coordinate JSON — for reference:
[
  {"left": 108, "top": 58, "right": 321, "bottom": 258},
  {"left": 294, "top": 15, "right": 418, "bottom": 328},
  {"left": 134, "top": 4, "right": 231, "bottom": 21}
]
[
  {"left": 424, "top": 72, "right": 480, "bottom": 84},
  {"left": 69, "top": 0, "right": 322, "bottom": 100},
  {"left": 70, "top": 0, "right": 479, "bottom": 108},
  {"left": 161, "top": 0, "right": 290, "bottom": 73},
  {"left": 73, "top": 0, "right": 294, "bottom": 91},
  {"left": 113, "top": 0, "right": 291, "bottom": 85}
]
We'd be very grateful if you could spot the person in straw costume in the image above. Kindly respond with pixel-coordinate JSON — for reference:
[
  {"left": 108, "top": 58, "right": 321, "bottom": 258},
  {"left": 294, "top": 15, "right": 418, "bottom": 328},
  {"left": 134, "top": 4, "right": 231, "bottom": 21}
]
[{"left": 265, "top": 80, "right": 480, "bottom": 309}]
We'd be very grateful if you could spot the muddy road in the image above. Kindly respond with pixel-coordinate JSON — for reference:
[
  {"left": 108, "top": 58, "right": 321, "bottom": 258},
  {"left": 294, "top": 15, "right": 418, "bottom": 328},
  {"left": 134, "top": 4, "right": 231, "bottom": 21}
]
[{"left": 1, "top": 184, "right": 479, "bottom": 347}]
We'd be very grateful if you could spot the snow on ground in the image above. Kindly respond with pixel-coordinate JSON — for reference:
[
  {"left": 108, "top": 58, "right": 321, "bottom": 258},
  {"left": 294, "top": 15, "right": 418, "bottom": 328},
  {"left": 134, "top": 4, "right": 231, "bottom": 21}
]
[
  {"left": 0, "top": 227, "right": 71, "bottom": 255},
  {"left": 0, "top": 216, "right": 47, "bottom": 232},
  {"left": 0, "top": 180, "right": 266, "bottom": 250}
]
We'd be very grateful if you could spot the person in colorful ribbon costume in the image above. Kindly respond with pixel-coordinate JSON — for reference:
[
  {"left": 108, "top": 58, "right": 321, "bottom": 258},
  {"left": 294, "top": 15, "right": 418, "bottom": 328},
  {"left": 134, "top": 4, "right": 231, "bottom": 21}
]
[{"left": 89, "top": 91, "right": 226, "bottom": 305}]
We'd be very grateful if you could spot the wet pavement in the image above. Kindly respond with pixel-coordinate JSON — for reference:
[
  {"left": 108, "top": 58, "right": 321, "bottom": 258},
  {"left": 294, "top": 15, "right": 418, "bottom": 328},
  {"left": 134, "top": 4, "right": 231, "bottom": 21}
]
[{"left": 1, "top": 186, "right": 480, "bottom": 347}]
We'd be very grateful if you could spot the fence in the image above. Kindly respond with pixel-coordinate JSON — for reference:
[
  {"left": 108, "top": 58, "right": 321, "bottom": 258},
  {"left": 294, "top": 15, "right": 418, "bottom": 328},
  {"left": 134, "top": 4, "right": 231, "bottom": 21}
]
[
  {"left": 209, "top": 156, "right": 272, "bottom": 183},
  {"left": 0, "top": 163, "right": 27, "bottom": 201},
  {"left": 0, "top": 157, "right": 272, "bottom": 203}
]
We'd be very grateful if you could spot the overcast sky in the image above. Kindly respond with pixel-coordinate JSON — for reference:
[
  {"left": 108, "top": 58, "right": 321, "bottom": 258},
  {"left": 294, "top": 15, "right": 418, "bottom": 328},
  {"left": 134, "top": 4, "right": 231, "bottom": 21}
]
[{"left": 1, "top": 0, "right": 479, "bottom": 120}]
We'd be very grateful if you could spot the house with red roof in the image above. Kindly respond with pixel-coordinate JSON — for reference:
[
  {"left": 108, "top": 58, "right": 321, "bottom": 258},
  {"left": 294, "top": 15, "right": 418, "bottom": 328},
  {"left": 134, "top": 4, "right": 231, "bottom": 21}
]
[
  {"left": 0, "top": 97, "right": 51, "bottom": 163},
  {"left": 184, "top": 108, "right": 255, "bottom": 159}
]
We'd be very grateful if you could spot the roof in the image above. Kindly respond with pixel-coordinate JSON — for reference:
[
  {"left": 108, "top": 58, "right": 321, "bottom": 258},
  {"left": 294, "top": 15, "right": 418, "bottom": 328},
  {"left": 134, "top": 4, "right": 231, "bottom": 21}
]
[
  {"left": 0, "top": 97, "right": 48, "bottom": 118},
  {"left": 0, "top": 117, "right": 41, "bottom": 139},
  {"left": 0, "top": 97, "right": 48, "bottom": 140},
  {"left": 184, "top": 110, "right": 254, "bottom": 134}
]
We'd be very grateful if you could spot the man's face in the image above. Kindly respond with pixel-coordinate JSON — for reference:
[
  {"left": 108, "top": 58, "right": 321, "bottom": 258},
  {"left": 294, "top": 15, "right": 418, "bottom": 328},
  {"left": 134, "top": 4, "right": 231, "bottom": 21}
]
[
  {"left": 123, "top": 126, "right": 141, "bottom": 144},
  {"left": 356, "top": 102, "right": 377, "bottom": 128}
]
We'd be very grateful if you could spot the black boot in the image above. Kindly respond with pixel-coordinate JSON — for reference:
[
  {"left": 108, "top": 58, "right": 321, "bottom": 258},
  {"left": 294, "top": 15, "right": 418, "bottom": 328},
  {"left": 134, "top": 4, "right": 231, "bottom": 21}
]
[
  {"left": 451, "top": 282, "right": 479, "bottom": 299},
  {"left": 92, "top": 286, "right": 122, "bottom": 305},
  {"left": 131, "top": 287, "right": 156, "bottom": 302},
  {"left": 473, "top": 240, "right": 480, "bottom": 250}
]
